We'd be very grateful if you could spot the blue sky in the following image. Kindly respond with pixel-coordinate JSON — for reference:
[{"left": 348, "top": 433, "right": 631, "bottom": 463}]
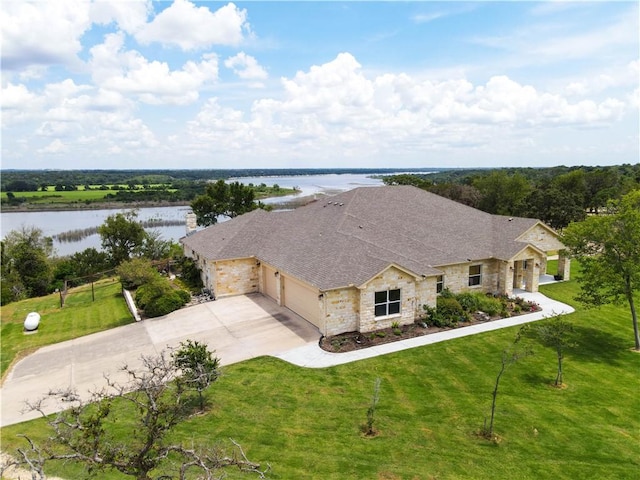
[{"left": 1, "top": 1, "right": 638, "bottom": 170}]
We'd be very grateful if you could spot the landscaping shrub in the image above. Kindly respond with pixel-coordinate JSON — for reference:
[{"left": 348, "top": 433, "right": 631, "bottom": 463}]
[
  {"left": 135, "top": 277, "right": 171, "bottom": 308},
  {"left": 437, "top": 296, "right": 467, "bottom": 322},
  {"left": 477, "top": 295, "right": 504, "bottom": 316},
  {"left": 177, "top": 257, "right": 204, "bottom": 290},
  {"left": 439, "top": 287, "right": 455, "bottom": 299},
  {"left": 145, "top": 291, "right": 186, "bottom": 318},
  {"left": 135, "top": 276, "right": 189, "bottom": 317},
  {"left": 422, "top": 298, "right": 465, "bottom": 328},
  {"left": 117, "top": 258, "right": 159, "bottom": 289},
  {"left": 176, "top": 289, "right": 191, "bottom": 304},
  {"left": 456, "top": 292, "right": 480, "bottom": 313}
]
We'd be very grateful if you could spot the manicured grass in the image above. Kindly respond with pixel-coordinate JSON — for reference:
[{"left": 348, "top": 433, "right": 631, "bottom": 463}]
[
  {"left": 2, "top": 275, "right": 638, "bottom": 479},
  {"left": 0, "top": 278, "right": 134, "bottom": 380}
]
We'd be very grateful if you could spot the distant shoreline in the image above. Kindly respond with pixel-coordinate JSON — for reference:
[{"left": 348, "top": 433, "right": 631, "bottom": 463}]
[{"left": 0, "top": 200, "right": 193, "bottom": 213}]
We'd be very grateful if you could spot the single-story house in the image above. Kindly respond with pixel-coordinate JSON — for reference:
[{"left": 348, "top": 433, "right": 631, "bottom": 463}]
[{"left": 181, "top": 186, "right": 570, "bottom": 336}]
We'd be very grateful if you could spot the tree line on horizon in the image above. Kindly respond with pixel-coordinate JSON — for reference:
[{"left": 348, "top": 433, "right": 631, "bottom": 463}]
[
  {"left": 0, "top": 167, "right": 435, "bottom": 193},
  {"left": 383, "top": 163, "right": 640, "bottom": 230}
]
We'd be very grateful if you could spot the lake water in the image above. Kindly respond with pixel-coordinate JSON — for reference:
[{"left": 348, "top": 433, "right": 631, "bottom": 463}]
[{"left": 0, "top": 172, "right": 433, "bottom": 256}]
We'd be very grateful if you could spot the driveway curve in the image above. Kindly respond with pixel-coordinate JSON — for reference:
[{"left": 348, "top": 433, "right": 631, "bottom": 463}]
[
  {"left": 1, "top": 290, "right": 574, "bottom": 427},
  {"left": 1, "top": 294, "right": 320, "bottom": 427}
]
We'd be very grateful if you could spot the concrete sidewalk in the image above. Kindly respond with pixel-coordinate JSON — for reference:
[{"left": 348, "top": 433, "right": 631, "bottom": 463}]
[{"left": 276, "top": 291, "right": 574, "bottom": 368}]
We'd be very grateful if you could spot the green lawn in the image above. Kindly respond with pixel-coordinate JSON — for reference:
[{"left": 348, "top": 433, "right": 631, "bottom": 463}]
[
  {"left": 1, "top": 275, "right": 638, "bottom": 479},
  {"left": 0, "top": 279, "right": 134, "bottom": 380}
]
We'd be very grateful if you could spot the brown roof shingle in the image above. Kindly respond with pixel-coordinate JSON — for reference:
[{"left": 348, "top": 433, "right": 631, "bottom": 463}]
[{"left": 181, "top": 186, "right": 549, "bottom": 291}]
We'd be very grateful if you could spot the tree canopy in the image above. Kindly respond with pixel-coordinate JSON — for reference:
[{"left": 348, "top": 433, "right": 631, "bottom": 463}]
[
  {"left": 191, "top": 180, "right": 261, "bottom": 226},
  {"left": 1, "top": 226, "right": 53, "bottom": 301},
  {"left": 98, "top": 211, "right": 147, "bottom": 265},
  {"left": 563, "top": 190, "right": 640, "bottom": 350}
]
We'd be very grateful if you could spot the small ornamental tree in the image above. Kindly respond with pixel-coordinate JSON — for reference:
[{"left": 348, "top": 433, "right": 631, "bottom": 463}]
[
  {"left": 482, "top": 327, "right": 533, "bottom": 440},
  {"left": 363, "top": 377, "right": 382, "bottom": 436},
  {"left": 535, "top": 315, "right": 576, "bottom": 387},
  {"left": 172, "top": 340, "right": 220, "bottom": 411},
  {"left": 11, "top": 349, "right": 266, "bottom": 480}
]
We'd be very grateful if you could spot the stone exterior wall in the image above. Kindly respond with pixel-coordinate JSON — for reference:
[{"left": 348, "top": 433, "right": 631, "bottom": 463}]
[
  {"left": 518, "top": 224, "right": 565, "bottom": 252},
  {"left": 323, "top": 288, "right": 359, "bottom": 336},
  {"left": 214, "top": 258, "right": 259, "bottom": 297},
  {"left": 438, "top": 262, "right": 494, "bottom": 294},
  {"left": 415, "top": 275, "right": 436, "bottom": 313},
  {"left": 359, "top": 267, "right": 418, "bottom": 333}
]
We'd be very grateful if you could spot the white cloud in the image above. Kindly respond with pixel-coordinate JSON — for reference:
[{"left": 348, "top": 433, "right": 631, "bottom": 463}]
[
  {"left": 89, "top": 32, "right": 218, "bottom": 105},
  {"left": 0, "top": 0, "right": 91, "bottom": 70},
  {"left": 182, "top": 53, "right": 629, "bottom": 164},
  {"left": 38, "top": 139, "right": 68, "bottom": 154},
  {"left": 1, "top": 82, "right": 44, "bottom": 126},
  {"left": 2, "top": 82, "right": 38, "bottom": 109},
  {"left": 135, "top": 0, "right": 250, "bottom": 50},
  {"left": 3, "top": 76, "right": 158, "bottom": 163},
  {"left": 564, "top": 60, "right": 640, "bottom": 97},
  {"left": 224, "top": 52, "right": 268, "bottom": 84},
  {"left": 90, "top": 0, "right": 152, "bottom": 35}
]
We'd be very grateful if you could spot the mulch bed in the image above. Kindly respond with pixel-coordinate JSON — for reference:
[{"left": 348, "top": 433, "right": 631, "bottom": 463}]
[{"left": 319, "top": 308, "right": 540, "bottom": 353}]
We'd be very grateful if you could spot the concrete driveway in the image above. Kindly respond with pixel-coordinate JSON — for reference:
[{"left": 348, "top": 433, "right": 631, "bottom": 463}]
[{"left": 0, "top": 294, "right": 320, "bottom": 427}]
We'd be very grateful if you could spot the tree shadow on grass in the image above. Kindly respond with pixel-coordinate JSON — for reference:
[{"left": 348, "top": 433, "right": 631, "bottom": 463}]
[
  {"left": 522, "top": 371, "right": 550, "bottom": 387},
  {"left": 561, "top": 325, "right": 628, "bottom": 366}
]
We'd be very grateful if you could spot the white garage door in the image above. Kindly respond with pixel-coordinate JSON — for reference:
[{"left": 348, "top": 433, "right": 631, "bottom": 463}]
[
  {"left": 263, "top": 265, "right": 278, "bottom": 301},
  {"left": 283, "top": 276, "right": 321, "bottom": 328}
]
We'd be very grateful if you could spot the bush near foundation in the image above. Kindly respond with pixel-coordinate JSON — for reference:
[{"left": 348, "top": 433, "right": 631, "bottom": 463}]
[{"left": 422, "top": 290, "right": 538, "bottom": 327}]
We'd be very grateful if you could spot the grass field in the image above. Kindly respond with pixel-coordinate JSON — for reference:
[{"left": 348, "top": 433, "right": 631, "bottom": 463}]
[
  {"left": 0, "top": 279, "right": 134, "bottom": 381},
  {"left": 0, "top": 189, "right": 120, "bottom": 203},
  {"left": 1, "top": 273, "right": 638, "bottom": 479}
]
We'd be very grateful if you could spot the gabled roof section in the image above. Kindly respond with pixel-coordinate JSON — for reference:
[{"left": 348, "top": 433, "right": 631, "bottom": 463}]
[
  {"left": 182, "top": 186, "right": 559, "bottom": 291},
  {"left": 356, "top": 263, "right": 427, "bottom": 289}
]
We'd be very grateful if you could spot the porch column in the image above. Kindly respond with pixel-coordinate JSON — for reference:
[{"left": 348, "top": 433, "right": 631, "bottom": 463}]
[
  {"left": 558, "top": 255, "right": 571, "bottom": 281},
  {"left": 513, "top": 261, "right": 524, "bottom": 289},
  {"left": 526, "top": 260, "right": 540, "bottom": 292},
  {"left": 501, "top": 261, "right": 514, "bottom": 297}
]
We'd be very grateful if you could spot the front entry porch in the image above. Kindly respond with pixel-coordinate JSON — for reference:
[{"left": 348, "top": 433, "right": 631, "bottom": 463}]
[{"left": 497, "top": 253, "right": 571, "bottom": 297}]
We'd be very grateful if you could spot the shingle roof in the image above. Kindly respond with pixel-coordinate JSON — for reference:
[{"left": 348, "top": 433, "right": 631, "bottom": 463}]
[{"left": 181, "top": 186, "right": 549, "bottom": 291}]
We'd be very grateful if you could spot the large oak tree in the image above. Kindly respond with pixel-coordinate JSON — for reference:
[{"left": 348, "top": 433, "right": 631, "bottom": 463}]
[{"left": 191, "top": 180, "right": 260, "bottom": 227}]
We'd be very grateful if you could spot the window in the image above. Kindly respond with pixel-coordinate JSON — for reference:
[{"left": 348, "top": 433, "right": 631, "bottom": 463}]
[
  {"left": 375, "top": 289, "right": 401, "bottom": 317},
  {"left": 436, "top": 275, "right": 444, "bottom": 294},
  {"left": 468, "top": 265, "right": 482, "bottom": 286}
]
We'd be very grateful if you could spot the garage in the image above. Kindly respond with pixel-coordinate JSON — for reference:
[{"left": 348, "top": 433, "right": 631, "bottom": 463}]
[
  {"left": 263, "top": 265, "right": 279, "bottom": 301},
  {"left": 282, "top": 275, "right": 321, "bottom": 329}
]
